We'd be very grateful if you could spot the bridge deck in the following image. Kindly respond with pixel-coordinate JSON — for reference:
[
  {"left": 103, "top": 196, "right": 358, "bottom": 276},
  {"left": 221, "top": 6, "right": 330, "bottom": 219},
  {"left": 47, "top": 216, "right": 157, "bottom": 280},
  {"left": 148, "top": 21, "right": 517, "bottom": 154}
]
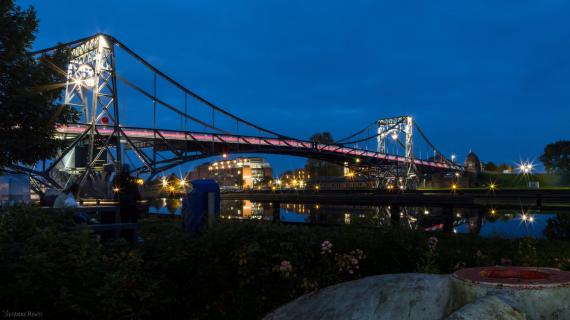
[{"left": 57, "top": 124, "right": 459, "bottom": 171}]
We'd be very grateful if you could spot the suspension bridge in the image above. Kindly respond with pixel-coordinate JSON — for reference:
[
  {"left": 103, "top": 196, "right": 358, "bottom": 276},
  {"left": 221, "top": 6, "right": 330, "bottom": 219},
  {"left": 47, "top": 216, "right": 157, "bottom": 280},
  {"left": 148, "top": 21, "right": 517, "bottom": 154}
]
[{"left": 6, "top": 34, "right": 461, "bottom": 195}]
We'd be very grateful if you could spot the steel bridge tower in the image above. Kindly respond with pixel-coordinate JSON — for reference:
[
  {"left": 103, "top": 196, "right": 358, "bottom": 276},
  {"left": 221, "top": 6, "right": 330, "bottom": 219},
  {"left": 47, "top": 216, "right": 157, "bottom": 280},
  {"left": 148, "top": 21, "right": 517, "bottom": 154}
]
[
  {"left": 376, "top": 116, "right": 417, "bottom": 189},
  {"left": 54, "top": 35, "right": 122, "bottom": 195}
]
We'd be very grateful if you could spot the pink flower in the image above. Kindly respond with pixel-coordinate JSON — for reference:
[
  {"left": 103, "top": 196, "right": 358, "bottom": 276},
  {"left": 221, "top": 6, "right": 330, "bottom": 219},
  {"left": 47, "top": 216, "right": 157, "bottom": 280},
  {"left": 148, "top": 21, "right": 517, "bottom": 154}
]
[
  {"left": 321, "top": 240, "right": 333, "bottom": 255},
  {"left": 427, "top": 237, "right": 438, "bottom": 250},
  {"left": 279, "top": 260, "right": 293, "bottom": 273}
]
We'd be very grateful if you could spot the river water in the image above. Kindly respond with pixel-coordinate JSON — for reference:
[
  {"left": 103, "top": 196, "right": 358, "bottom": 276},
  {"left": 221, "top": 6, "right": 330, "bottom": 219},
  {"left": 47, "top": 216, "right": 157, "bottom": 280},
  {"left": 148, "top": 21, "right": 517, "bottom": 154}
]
[{"left": 148, "top": 198, "right": 562, "bottom": 239}]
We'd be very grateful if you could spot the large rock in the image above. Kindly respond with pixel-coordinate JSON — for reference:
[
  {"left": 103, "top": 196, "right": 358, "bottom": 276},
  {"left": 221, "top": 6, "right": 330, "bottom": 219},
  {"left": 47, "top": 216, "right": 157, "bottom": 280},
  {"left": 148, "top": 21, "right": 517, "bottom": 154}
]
[
  {"left": 265, "top": 274, "right": 451, "bottom": 320},
  {"left": 265, "top": 269, "right": 570, "bottom": 320},
  {"left": 446, "top": 295, "right": 525, "bottom": 320}
]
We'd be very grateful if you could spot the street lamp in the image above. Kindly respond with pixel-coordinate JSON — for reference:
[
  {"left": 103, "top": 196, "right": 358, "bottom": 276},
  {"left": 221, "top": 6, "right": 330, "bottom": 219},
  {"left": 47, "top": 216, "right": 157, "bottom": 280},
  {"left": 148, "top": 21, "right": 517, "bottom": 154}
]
[{"left": 518, "top": 161, "right": 534, "bottom": 174}]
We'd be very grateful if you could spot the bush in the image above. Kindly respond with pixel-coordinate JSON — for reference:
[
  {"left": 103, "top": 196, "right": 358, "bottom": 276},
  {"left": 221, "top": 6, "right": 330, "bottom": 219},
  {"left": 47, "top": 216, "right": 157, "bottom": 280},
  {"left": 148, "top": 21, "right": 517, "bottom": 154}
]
[{"left": 2, "top": 207, "right": 570, "bottom": 319}]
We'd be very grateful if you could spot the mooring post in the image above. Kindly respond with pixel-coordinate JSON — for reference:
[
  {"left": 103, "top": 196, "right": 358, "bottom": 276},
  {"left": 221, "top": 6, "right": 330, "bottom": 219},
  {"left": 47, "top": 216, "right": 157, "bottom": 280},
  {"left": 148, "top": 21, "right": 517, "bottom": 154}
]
[
  {"left": 443, "top": 205, "right": 454, "bottom": 232},
  {"left": 475, "top": 207, "right": 485, "bottom": 234},
  {"left": 536, "top": 193, "right": 542, "bottom": 211},
  {"left": 273, "top": 201, "right": 281, "bottom": 224},
  {"left": 207, "top": 192, "right": 215, "bottom": 227},
  {"left": 390, "top": 204, "right": 401, "bottom": 225}
]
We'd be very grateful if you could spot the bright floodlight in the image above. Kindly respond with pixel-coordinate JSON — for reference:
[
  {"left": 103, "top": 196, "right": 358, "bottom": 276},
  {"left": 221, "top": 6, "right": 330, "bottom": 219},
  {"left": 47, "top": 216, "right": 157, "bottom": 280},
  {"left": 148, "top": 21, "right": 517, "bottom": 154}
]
[
  {"left": 75, "top": 64, "right": 95, "bottom": 87},
  {"left": 517, "top": 160, "right": 535, "bottom": 174}
]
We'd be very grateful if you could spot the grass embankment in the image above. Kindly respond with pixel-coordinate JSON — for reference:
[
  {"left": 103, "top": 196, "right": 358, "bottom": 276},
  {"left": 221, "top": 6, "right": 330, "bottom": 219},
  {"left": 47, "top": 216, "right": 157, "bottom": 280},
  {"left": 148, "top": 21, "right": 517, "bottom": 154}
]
[{"left": 2, "top": 207, "right": 570, "bottom": 319}]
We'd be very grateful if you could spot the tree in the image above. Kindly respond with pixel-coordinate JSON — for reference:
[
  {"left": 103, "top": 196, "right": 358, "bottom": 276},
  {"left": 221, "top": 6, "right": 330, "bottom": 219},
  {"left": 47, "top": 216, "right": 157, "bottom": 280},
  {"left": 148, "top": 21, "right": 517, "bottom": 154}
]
[
  {"left": 544, "top": 214, "right": 570, "bottom": 240},
  {"left": 484, "top": 161, "right": 498, "bottom": 172},
  {"left": 0, "top": 0, "right": 77, "bottom": 168},
  {"left": 497, "top": 163, "right": 513, "bottom": 173},
  {"left": 540, "top": 141, "right": 570, "bottom": 175},
  {"left": 306, "top": 132, "right": 343, "bottom": 178}
]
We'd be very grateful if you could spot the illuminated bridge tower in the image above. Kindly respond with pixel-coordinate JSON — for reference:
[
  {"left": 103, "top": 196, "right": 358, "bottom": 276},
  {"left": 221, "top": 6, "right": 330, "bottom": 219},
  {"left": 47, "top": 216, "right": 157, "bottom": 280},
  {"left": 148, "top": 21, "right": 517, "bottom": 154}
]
[
  {"left": 58, "top": 35, "right": 122, "bottom": 191},
  {"left": 376, "top": 116, "right": 417, "bottom": 189}
]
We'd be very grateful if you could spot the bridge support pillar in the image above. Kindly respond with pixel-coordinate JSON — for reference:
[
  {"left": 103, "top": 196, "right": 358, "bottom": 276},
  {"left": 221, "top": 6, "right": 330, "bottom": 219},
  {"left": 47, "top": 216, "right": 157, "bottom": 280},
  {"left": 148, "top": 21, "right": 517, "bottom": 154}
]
[
  {"left": 442, "top": 206, "right": 454, "bottom": 233},
  {"left": 390, "top": 204, "right": 400, "bottom": 225}
]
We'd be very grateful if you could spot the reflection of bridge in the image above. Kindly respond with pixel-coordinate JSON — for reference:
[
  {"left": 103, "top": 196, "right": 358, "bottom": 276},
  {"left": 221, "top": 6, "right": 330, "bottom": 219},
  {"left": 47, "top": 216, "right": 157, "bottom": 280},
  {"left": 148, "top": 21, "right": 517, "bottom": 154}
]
[{"left": 8, "top": 34, "right": 461, "bottom": 193}]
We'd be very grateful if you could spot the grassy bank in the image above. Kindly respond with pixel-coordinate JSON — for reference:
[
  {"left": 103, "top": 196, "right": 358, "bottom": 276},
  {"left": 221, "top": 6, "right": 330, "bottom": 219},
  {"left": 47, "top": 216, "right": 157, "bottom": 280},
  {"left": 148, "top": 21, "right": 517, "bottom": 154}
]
[{"left": 2, "top": 207, "right": 570, "bottom": 319}]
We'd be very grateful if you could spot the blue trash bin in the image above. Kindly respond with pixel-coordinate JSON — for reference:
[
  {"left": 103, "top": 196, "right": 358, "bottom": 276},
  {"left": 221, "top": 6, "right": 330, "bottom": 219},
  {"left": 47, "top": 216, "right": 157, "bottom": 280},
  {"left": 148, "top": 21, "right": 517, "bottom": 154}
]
[{"left": 182, "top": 179, "right": 220, "bottom": 233}]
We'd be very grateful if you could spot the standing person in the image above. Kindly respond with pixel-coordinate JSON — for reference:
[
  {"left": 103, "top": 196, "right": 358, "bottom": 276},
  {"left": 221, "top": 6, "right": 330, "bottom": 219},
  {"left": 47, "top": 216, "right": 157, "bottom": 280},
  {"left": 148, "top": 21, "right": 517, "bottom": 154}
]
[
  {"left": 53, "top": 183, "right": 79, "bottom": 209},
  {"left": 113, "top": 165, "right": 140, "bottom": 239}
]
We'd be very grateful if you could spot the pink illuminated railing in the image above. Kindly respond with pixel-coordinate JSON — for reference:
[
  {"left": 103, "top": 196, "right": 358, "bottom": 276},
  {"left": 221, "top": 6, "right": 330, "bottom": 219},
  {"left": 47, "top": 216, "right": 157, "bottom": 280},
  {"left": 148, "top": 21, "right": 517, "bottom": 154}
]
[{"left": 56, "top": 124, "right": 454, "bottom": 169}]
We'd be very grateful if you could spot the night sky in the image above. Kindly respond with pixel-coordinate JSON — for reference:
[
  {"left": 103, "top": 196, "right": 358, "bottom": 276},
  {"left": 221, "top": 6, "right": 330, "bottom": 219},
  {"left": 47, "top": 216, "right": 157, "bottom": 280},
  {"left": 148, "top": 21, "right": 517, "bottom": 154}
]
[{"left": 20, "top": 0, "right": 570, "bottom": 174}]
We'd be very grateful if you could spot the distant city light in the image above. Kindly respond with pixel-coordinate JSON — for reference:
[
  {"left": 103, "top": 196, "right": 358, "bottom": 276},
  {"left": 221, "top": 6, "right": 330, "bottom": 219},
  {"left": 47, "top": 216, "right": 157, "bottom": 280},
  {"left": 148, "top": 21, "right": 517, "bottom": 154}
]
[
  {"left": 489, "top": 183, "right": 496, "bottom": 190},
  {"left": 222, "top": 153, "right": 228, "bottom": 159},
  {"left": 451, "top": 184, "right": 458, "bottom": 190},
  {"left": 451, "top": 154, "right": 456, "bottom": 162},
  {"left": 517, "top": 161, "right": 535, "bottom": 174}
]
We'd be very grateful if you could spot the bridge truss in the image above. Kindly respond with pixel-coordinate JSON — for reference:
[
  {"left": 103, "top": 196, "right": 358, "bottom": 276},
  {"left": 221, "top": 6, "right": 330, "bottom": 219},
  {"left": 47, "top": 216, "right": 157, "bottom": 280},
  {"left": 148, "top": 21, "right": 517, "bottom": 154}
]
[{"left": 6, "top": 34, "right": 461, "bottom": 195}]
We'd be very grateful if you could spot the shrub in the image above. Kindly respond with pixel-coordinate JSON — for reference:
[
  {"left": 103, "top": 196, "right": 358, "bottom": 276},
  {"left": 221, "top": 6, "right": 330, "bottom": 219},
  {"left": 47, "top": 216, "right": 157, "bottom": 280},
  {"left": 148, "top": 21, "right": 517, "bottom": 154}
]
[{"left": 2, "top": 208, "right": 570, "bottom": 319}]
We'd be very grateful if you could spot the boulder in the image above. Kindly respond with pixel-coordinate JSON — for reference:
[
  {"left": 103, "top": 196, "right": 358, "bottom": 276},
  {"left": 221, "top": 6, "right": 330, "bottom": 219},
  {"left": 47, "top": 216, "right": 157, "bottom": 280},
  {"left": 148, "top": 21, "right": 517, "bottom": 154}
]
[
  {"left": 265, "top": 274, "right": 451, "bottom": 320},
  {"left": 445, "top": 295, "right": 525, "bottom": 320}
]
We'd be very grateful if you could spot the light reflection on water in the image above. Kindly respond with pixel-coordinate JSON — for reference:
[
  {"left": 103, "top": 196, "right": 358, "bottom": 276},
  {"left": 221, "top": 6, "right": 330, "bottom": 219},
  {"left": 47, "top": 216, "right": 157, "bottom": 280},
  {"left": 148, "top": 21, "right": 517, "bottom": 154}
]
[
  {"left": 148, "top": 198, "right": 560, "bottom": 238},
  {"left": 454, "top": 213, "right": 554, "bottom": 239}
]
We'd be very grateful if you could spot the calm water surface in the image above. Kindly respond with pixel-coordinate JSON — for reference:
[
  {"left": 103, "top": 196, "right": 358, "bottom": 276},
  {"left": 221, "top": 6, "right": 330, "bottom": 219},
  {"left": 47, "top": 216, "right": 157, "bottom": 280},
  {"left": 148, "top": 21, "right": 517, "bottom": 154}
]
[{"left": 148, "top": 198, "right": 561, "bottom": 238}]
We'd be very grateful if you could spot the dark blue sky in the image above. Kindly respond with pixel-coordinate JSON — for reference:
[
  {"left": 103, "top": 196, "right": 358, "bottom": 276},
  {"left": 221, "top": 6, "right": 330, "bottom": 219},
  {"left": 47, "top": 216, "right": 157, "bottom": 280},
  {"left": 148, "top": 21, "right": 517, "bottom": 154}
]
[{"left": 21, "top": 0, "right": 570, "bottom": 174}]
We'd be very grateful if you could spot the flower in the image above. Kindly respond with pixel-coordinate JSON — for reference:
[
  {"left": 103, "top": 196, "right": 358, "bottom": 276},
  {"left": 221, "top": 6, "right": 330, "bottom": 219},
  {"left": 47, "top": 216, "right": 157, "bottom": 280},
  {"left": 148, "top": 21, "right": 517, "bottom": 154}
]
[
  {"left": 427, "top": 237, "right": 438, "bottom": 250},
  {"left": 454, "top": 261, "right": 466, "bottom": 270},
  {"left": 335, "top": 249, "right": 365, "bottom": 276},
  {"left": 321, "top": 240, "right": 333, "bottom": 255},
  {"left": 500, "top": 257, "right": 512, "bottom": 266},
  {"left": 279, "top": 260, "right": 293, "bottom": 273}
]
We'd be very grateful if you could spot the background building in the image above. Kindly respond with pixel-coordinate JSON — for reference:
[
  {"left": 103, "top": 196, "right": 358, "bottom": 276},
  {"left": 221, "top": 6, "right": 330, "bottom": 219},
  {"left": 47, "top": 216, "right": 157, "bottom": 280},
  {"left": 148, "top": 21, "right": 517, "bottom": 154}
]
[
  {"left": 278, "top": 169, "right": 310, "bottom": 189},
  {"left": 187, "top": 157, "right": 272, "bottom": 189}
]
